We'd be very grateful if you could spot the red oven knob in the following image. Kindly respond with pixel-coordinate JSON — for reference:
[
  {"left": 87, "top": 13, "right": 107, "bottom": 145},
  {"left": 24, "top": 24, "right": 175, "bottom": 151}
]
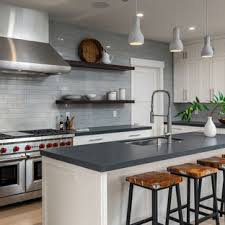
[
  {"left": 60, "top": 142, "right": 65, "bottom": 147},
  {"left": 47, "top": 143, "right": 53, "bottom": 148},
  {"left": 53, "top": 143, "right": 59, "bottom": 148},
  {"left": 1, "top": 147, "right": 7, "bottom": 154},
  {"left": 66, "top": 141, "right": 71, "bottom": 146},
  {"left": 39, "top": 143, "right": 45, "bottom": 149},
  {"left": 25, "top": 145, "right": 32, "bottom": 151},
  {"left": 13, "top": 146, "right": 20, "bottom": 152}
]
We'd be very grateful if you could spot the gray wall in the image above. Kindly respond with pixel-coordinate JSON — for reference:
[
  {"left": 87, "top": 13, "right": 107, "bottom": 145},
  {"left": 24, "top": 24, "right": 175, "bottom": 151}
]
[{"left": 0, "top": 21, "right": 172, "bottom": 131}]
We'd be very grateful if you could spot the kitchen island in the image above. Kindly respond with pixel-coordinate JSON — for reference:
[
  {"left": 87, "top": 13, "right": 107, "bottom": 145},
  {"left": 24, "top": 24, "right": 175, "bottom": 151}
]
[{"left": 41, "top": 132, "right": 225, "bottom": 225}]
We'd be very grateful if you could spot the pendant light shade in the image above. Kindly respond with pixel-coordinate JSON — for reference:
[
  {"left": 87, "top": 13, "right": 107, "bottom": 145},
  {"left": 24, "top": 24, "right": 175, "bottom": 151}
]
[
  {"left": 169, "top": 27, "right": 184, "bottom": 52},
  {"left": 201, "top": 0, "right": 214, "bottom": 58},
  {"left": 201, "top": 35, "right": 213, "bottom": 58},
  {"left": 128, "top": 16, "right": 144, "bottom": 46}
]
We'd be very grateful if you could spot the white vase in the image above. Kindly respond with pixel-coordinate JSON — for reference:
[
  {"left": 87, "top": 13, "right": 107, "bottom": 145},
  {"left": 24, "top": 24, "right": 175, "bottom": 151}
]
[{"left": 204, "top": 117, "right": 217, "bottom": 137}]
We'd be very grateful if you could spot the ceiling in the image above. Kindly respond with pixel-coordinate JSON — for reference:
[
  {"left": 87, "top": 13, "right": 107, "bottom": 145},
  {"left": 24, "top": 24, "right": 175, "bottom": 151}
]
[{"left": 2, "top": 0, "right": 225, "bottom": 43}]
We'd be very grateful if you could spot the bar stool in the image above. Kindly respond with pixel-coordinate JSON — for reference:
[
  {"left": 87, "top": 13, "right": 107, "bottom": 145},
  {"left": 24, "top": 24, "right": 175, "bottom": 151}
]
[
  {"left": 199, "top": 156, "right": 225, "bottom": 216},
  {"left": 126, "top": 171, "right": 184, "bottom": 225},
  {"left": 167, "top": 163, "right": 219, "bottom": 225}
]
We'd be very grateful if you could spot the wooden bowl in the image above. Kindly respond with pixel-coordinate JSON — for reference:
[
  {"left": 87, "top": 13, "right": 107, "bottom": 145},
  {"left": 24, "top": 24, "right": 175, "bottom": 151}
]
[{"left": 78, "top": 39, "right": 103, "bottom": 63}]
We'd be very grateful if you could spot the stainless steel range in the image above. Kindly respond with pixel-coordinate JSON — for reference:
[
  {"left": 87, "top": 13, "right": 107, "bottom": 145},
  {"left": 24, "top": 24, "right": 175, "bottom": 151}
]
[{"left": 0, "top": 129, "right": 74, "bottom": 207}]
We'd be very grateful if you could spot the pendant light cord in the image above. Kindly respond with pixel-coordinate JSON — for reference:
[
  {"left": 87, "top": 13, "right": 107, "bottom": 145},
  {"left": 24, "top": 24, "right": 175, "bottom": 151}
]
[
  {"left": 205, "top": 0, "right": 208, "bottom": 35},
  {"left": 136, "top": 0, "right": 137, "bottom": 14}
]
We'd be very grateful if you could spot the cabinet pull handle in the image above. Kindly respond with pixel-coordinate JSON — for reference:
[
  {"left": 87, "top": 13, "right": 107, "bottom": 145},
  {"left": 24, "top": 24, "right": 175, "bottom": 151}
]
[
  {"left": 89, "top": 138, "right": 103, "bottom": 142},
  {"left": 129, "top": 134, "right": 141, "bottom": 138},
  {"left": 183, "top": 89, "right": 187, "bottom": 101},
  {"left": 212, "top": 89, "right": 215, "bottom": 99}
]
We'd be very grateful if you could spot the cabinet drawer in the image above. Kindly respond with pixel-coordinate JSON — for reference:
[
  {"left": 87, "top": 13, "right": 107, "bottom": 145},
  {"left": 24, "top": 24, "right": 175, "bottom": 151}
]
[
  {"left": 74, "top": 129, "right": 152, "bottom": 146},
  {"left": 74, "top": 135, "right": 106, "bottom": 146}
]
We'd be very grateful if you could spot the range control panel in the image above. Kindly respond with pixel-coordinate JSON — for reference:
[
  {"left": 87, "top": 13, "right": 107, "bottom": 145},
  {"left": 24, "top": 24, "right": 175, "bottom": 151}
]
[{"left": 0, "top": 138, "right": 73, "bottom": 155}]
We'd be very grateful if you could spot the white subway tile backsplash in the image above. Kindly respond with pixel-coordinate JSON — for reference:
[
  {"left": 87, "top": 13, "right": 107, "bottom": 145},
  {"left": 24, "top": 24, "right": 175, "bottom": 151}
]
[{"left": 0, "top": 21, "right": 172, "bottom": 131}]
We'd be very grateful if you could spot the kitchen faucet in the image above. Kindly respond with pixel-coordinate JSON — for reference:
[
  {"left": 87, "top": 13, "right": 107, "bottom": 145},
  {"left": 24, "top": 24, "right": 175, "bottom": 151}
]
[{"left": 150, "top": 90, "right": 172, "bottom": 144}]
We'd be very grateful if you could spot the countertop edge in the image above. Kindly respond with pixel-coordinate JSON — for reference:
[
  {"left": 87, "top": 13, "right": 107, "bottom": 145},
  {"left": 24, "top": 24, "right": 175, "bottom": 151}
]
[
  {"left": 41, "top": 142, "right": 225, "bottom": 172},
  {"left": 75, "top": 126, "right": 152, "bottom": 136}
]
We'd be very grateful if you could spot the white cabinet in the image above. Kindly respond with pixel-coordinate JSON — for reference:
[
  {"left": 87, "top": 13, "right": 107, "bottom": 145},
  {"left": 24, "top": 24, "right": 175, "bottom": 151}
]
[
  {"left": 186, "top": 60, "right": 201, "bottom": 102},
  {"left": 212, "top": 57, "right": 225, "bottom": 96},
  {"left": 74, "top": 129, "right": 153, "bottom": 146},
  {"left": 172, "top": 125, "right": 203, "bottom": 134},
  {"left": 174, "top": 39, "right": 225, "bottom": 103},
  {"left": 174, "top": 61, "right": 187, "bottom": 103}
]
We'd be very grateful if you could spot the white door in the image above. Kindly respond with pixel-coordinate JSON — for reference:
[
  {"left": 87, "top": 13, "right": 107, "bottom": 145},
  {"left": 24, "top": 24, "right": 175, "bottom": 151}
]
[{"left": 131, "top": 58, "right": 164, "bottom": 136}]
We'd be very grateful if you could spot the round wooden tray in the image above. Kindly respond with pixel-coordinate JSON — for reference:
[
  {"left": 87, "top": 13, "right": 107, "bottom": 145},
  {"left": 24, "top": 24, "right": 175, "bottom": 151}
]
[{"left": 78, "top": 39, "right": 103, "bottom": 63}]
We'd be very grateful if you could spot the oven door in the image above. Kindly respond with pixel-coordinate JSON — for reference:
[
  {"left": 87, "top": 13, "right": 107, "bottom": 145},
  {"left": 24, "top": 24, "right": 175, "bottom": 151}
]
[
  {"left": 26, "top": 155, "right": 42, "bottom": 192},
  {"left": 0, "top": 155, "right": 26, "bottom": 198}
]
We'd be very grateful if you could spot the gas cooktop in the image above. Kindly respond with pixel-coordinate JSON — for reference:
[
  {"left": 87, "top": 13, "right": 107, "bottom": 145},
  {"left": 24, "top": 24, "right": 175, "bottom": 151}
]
[{"left": 21, "top": 129, "right": 74, "bottom": 136}]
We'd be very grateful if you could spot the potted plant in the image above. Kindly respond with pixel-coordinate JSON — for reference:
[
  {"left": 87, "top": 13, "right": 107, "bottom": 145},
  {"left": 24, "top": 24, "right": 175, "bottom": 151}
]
[{"left": 176, "top": 92, "right": 225, "bottom": 137}]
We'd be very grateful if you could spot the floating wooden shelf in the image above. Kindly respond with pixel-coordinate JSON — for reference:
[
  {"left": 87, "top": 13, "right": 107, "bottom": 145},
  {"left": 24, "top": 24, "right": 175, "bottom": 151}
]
[
  {"left": 66, "top": 60, "right": 135, "bottom": 71},
  {"left": 56, "top": 100, "right": 135, "bottom": 105}
]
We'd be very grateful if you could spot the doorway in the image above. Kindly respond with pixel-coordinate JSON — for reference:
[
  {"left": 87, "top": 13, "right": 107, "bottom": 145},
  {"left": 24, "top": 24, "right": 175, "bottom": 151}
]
[{"left": 130, "top": 58, "right": 164, "bottom": 136}]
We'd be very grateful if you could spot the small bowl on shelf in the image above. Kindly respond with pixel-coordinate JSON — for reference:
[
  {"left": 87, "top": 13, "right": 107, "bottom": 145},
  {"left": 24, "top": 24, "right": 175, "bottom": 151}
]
[{"left": 86, "top": 94, "right": 97, "bottom": 100}]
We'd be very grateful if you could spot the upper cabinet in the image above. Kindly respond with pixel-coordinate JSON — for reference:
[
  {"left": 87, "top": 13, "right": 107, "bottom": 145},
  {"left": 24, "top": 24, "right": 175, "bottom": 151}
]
[{"left": 174, "top": 38, "right": 225, "bottom": 103}]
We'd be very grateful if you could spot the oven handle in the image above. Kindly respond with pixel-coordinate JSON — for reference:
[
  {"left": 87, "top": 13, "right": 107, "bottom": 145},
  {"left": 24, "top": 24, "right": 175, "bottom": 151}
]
[
  {"left": 26, "top": 154, "right": 41, "bottom": 160},
  {"left": 0, "top": 156, "right": 27, "bottom": 163}
]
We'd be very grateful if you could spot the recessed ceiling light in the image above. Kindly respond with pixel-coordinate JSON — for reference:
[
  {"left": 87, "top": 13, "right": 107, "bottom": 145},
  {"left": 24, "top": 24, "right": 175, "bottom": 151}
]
[
  {"left": 106, "top": 45, "right": 111, "bottom": 49},
  {"left": 189, "top": 26, "right": 196, "bottom": 31},
  {"left": 92, "top": 2, "right": 110, "bottom": 9},
  {"left": 136, "top": 12, "right": 144, "bottom": 18}
]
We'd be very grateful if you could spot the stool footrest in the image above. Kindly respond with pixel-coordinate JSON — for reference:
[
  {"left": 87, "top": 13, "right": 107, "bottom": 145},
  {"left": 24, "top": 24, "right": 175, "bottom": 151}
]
[
  {"left": 200, "top": 194, "right": 213, "bottom": 202},
  {"left": 130, "top": 217, "right": 152, "bottom": 225},
  {"left": 168, "top": 216, "right": 190, "bottom": 225}
]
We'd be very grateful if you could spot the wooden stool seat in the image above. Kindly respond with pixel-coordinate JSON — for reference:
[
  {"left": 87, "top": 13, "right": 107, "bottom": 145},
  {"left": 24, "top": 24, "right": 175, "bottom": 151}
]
[
  {"left": 126, "top": 171, "right": 182, "bottom": 190},
  {"left": 167, "top": 163, "right": 218, "bottom": 178},
  {"left": 197, "top": 156, "right": 225, "bottom": 169}
]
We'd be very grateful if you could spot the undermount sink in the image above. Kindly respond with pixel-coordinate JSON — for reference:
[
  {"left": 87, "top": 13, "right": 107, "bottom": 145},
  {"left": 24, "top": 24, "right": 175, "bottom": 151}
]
[{"left": 123, "top": 137, "right": 183, "bottom": 146}]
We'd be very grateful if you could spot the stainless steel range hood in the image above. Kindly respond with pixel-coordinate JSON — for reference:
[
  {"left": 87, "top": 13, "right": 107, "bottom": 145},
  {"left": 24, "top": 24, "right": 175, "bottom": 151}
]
[{"left": 0, "top": 3, "right": 71, "bottom": 75}]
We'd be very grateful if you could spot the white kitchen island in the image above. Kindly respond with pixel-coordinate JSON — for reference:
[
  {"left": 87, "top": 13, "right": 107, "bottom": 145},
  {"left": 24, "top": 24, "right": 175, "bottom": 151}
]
[{"left": 41, "top": 132, "right": 225, "bottom": 225}]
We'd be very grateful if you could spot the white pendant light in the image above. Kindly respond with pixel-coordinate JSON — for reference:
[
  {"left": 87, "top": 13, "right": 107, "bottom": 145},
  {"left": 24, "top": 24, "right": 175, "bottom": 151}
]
[
  {"left": 201, "top": 35, "right": 213, "bottom": 57},
  {"left": 201, "top": 0, "right": 214, "bottom": 58},
  {"left": 169, "top": 27, "right": 184, "bottom": 52},
  {"left": 128, "top": 0, "right": 144, "bottom": 46},
  {"left": 169, "top": 0, "right": 183, "bottom": 53}
]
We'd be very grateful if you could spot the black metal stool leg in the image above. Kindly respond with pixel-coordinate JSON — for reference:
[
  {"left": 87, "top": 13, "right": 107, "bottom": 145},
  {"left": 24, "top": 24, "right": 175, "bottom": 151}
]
[
  {"left": 198, "top": 178, "right": 202, "bottom": 202},
  {"left": 126, "top": 184, "right": 134, "bottom": 225},
  {"left": 212, "top": 174, "right": 220, "bottom": 225},
  {"left": 176, "top": 184, "right": 184, "bottom": 225},
  {"left": 166, "top": 186, "right": 173, "bottom": 225},
  {"left": 194, "top": 179, "right": 199, "bottom": 225},
  {"left": 152, "top": 190, "right": 158, "bottom": 225},
  {"left": 187, "top": 178, "right": 191, "bottom": 224},
  {"left": 220, "top": 170, "right": 225, "bottom": 217}
]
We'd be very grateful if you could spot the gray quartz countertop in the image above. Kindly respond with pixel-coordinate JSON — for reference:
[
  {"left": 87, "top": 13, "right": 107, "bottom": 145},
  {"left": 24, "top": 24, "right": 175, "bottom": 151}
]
[{"left": 41, "top": 132, "right": 225, "bottom": 172}]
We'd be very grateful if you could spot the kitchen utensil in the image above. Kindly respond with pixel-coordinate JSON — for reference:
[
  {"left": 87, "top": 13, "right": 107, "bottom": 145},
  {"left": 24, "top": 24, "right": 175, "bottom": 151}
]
[
  {"left": 102, "top": 50, "right": 113, "bottom": 64},
  {"left": 107, "top": 91, "right": 117, "bottom": 101},
  {"left": 78, "top": 39, "right": 103, "bottom": 63},
  {"left": 119, "top": 88, "right": 126, "bottom": 100}
]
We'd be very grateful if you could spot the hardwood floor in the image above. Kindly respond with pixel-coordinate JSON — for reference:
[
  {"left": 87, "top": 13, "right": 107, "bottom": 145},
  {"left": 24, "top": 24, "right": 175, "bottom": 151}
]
[
  {"left": 0, "top": 199, "right": 224, "bottom": 225},
  {"left": 0, "top": 200, "right": 42, "bottom": 225}
]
